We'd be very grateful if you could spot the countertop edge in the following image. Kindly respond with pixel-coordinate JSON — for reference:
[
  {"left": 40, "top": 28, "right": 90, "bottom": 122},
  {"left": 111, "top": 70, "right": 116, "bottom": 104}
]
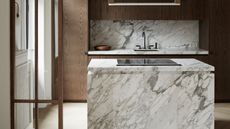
[
  {"left": 88, "top": 59, "right": 215, "bottom": 72},
  {"left": 87, "top": 49, "right": 209, "bottom": 56}
]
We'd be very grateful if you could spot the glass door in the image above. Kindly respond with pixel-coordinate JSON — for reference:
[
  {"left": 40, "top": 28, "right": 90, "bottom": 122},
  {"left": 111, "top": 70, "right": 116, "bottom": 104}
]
[{"left": 10, "top": 0, "right": 63, "bottom": 129}]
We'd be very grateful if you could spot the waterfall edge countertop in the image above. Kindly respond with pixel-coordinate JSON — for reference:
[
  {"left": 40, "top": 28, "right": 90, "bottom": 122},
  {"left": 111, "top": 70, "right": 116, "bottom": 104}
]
[
  {"left": 88, "top": 58, "right": 215, "bottom": 129},
  {"left": 88, "top": 58, "right": 215, "bottom": 73}
]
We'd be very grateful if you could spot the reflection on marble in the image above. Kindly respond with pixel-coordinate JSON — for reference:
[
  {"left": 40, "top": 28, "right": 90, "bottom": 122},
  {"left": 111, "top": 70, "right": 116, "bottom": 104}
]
[
  {"left": 90, "top": 20, "right": 199, "bottom": 50},
  {"left": 88, "top": 59, "right": 214, "bottom": 129}
]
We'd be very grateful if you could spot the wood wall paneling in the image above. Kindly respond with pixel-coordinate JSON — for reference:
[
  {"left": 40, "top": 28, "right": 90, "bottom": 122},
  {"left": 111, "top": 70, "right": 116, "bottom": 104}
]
[
  {"left": 215, "top": 121, "right": 230, "bottom": 129},
  {"left": 63, "top": 0, "right": 88, "bottom": 101},
  {"left": 89, "top": 0, "right": 206, "bottom": 20},
  {"left": 208, "top": 0, "right": 230, "bottom": 101}
]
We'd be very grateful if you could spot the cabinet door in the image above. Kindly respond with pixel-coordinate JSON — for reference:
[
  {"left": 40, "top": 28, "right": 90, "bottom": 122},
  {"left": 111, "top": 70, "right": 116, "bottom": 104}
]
[
  {"left": 90, "top": 0, "right": 206, "bottom": 20},
  {"left": 63, "top": 0, "right": 88, "bottom": 101}
]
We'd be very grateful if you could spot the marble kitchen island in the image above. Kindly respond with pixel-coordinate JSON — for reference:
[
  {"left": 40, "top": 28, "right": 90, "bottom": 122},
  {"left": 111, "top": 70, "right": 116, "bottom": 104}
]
[{"left": 88, "top": 59, "right": 215, "bottom": 129}]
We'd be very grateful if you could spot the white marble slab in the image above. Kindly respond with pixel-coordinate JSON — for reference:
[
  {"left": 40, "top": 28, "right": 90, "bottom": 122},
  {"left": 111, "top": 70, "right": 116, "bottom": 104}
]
[
  {"left": 88, "top": 59, "right": 215, "bottom": 129},
  {"left": 88, "top": 48, "right": 209, "bottom": 55},
  {"left": 88, "top": 59, "right": 215, "bottom": 73},
  {"left": 90, "top": 20, "right": 199, "bottom": 50}
]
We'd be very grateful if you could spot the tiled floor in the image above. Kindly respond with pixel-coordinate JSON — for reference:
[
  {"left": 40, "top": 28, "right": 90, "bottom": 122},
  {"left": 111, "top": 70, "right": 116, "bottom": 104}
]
[{"left": 39, "top": 103, "right": 230, "bottom": 129}]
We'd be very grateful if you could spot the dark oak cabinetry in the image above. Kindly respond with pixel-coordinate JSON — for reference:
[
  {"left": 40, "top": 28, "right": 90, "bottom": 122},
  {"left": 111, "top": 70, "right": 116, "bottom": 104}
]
[
  {"left": 63, "top": 0, "right": 88, "bottom": 101},
  {"left": 90, "top": 0, "right": 207, "bottom": 20},
  {"left": 208, "top": 0, "right": 230, "bottom": 102}
]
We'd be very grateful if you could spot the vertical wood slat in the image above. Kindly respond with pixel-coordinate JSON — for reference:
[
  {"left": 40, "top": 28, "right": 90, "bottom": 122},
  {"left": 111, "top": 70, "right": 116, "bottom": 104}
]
[
  {"left": 58, "top": 0, "right": 63, "bottom": 129},
  {"left": 10, "top": 0, "right": 16, "bottom": 129},
  {"left": 34, "top": 0, "right": 39, "bottom": 128},
  {"left": 174, "top": 0, "right": 181, "bottom": 4},
  {"left": 51, "top": 0, "right": 56, "bottom": 100},
  {"left": 63, "top": 0, "right": 88, "bottom": 101}
]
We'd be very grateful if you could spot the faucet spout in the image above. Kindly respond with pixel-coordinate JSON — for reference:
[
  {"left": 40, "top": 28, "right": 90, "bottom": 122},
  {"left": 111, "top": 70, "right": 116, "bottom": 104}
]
[{"left": 142, "top": 31, "right": 146, "bottom": 49}]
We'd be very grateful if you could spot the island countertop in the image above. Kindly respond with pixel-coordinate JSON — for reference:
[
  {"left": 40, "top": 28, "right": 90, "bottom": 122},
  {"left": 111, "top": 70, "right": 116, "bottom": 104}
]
[
  {"left": 88, "top": 58, "right": 215, "bottom": 72},
  {"left": 88, "top": 58, "right": 215, "bottom": 129},
  {"left": 87, "top": 48, "right": 209, "bottom": 55}
]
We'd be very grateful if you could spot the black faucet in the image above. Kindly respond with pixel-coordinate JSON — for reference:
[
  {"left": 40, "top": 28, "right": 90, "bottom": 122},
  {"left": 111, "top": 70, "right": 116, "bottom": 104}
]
[{"left": 142, "top": 31, "right": 146, "bottom": 49}]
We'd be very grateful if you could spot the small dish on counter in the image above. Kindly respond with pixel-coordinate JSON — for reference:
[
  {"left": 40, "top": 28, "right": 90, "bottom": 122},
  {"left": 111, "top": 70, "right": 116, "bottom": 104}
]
[{"left": 94, "top": 45, "right": 111, "bottom": 51}]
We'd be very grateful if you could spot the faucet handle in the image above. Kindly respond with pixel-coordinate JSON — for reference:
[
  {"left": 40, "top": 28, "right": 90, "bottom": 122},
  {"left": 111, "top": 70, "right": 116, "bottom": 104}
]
[
  {"left": 142, "top": 31, "right": 145, "bottom": 37},
  {"left": 154, "top": 42, "right": 158, "bottom": 49},
  {"left": 136, "top": 45, "right": 142, "bottom": 49},
  {"left": 148, "top": 45, "right": 155, "bottom": 49}
]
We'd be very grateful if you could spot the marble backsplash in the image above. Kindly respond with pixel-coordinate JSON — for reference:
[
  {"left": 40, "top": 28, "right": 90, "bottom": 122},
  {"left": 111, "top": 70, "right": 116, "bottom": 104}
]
[{"left": 90, "top": 20, "right": 199, "bottom": 50}]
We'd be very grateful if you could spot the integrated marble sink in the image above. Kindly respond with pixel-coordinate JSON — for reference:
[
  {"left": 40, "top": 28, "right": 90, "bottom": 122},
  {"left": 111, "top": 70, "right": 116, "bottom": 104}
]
[{"left": 117, "top": 59, "right": 182, "bottom": 66}]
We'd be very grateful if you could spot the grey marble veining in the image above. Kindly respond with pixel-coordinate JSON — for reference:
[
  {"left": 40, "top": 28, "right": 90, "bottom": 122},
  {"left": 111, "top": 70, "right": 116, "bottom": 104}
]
[
  {"left": 88, "top": 59, "right": 215, "bottom": 129},
  {"left": 90, "top": 20, "right": 199, "bottom": 50},
  {"left": 88, "top": 59, "right": 214, "bottom": 73},
  {"left": 88, "top": 48, "right": 209, "bottom": 55}
]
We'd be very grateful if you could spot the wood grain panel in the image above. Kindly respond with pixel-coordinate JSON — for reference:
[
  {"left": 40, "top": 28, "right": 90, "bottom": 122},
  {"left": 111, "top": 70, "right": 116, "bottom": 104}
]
[
  {"left": 208, "top": 0, "right": 230, "bottom": 101},
  {"left": 215, "top": 121, "right": 230, "bottom": 129},
  {"left": 63, "top": 0, "right": 88, "bottom": 101},
  {"left": 89, "top": 0, "right": 206, "bottom": 20}
]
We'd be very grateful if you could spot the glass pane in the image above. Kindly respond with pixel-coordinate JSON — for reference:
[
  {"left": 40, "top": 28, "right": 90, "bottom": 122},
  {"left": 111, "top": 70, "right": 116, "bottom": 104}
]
[
  {"left": 53, "top": 0, "right": 59, "bottom": 100},
  {"left": 38, "top": 103, "right": 59, "bottom": 129},
  {"left": 15, "top": 0, "right": 35, "bottom": 100},
  {"left": 38, "top": 0, "right": 59, "bottom": 100},
  {"left": 15, "top": 103, "right": 35, "bottom": 129}
]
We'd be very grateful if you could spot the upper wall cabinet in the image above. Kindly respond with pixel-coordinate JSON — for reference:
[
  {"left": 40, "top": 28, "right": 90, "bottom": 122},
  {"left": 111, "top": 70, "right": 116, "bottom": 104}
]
[
  {"left": 90, "top": 0, "right": 207, "bottom": 20},
  {"left": 108, "top": 0, "right": 181, "bottom": 6}
]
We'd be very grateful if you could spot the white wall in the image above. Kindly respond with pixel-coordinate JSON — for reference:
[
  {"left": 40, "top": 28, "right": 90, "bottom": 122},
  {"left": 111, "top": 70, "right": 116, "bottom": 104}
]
[{"left": 0, "top": 0, "right": 11, "bottom": 129}]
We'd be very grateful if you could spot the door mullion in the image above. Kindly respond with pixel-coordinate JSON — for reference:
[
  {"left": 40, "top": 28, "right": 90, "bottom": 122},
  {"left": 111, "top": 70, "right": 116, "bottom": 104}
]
[
  {"left": 34, "top": 0, "right": 39, "bottom": 128},
  {"left": 58, "top": 0, "right": 63, "bottom": 129},
  {"left": 10, "top": 0, "right": 16, "bottom": 128}
]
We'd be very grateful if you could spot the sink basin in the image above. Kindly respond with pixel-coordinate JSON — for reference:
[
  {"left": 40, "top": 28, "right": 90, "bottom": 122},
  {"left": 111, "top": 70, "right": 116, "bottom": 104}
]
[
  {"left": 117, "top": 59, "right": 182, "bottom": 66},
  {"left": 134, "top": 49, "right": 159, "bottom": 51}
]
